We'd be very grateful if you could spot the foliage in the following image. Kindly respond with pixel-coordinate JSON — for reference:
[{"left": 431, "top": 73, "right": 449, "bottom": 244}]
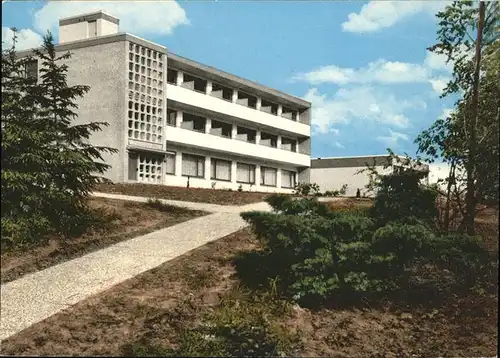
[
  {"left": 146, "top": 198, "right": 193, "bottom": 214},
  {"left": 415, "top": 1, "right": 499, "bottom": 234},
  {"left": 240, "top": 164, "right": 491, "bottom": 305},
  {"left": 356, "top": 150, "right": 437, "bottom": 226},
  {"left": 370, "top": 171, "right": 438, "bottom": 227},
  {"left": 324, "top": 184, "right": 348, "bottom": 197},
  {"left": 293, "top": 182, "right": 320, "bottom": 196},
  {"left": 1, "top": 30, "right": 117, "bottom": 249},
  {"left": 125, "top": 284, "right": 299, "bottom": 357}
]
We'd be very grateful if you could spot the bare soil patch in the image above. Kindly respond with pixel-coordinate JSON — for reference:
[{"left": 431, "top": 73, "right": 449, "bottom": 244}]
[
  {"left": 0, "top": 197, "right": 207, "bottom": 284},
  {"left": 1, "top": 206, "right": 497, "bottom": 357},
  {"left": 95, "top": 183, "right": 275, "bottom": 206}
]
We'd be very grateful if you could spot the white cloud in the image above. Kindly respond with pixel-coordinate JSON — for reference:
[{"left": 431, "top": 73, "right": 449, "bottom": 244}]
[
  {"left": 304, "top": 86, "right": 425, "bottom": 134},
  {"left": 424, "top": 51, "right": 452, "bottom": 72},
  {"left": 428, "top": 77, "right": 450, "bottom": 95},
  {"left": 334, "top": 141, "right": 345, "bottom": 149},
  {"left": 33, "top": 0, "right": 189, "bottom": 37},
  {"left": 2, "top": 27, "right": 43, "bottom": 50},
  {"left": 376, "top": 129, "right": 409, "bottom": 147},
  {"left": 293, "top": 59, "right": 430, "bottom": 85},
  {"left": 342, "top": 1, "right": 449, "bottom": 33},
  {"left": 439, "top": 108, "right": 454, "bottom": 120},
  {"left": 293, "top": 50, "right": 454, "bottom": 95}
]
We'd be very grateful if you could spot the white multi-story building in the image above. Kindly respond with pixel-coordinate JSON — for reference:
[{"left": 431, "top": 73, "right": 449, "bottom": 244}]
[{"left": 19, "top": 11, "right": 312, "bottom": 193}]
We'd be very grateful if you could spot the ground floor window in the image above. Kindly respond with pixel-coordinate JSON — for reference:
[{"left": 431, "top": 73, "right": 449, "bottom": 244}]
[
  {"left": 165, "top": 151, "right": 176, "bottom": 175},
  {"left": 281, "top": 169, "right": 296, "bottom": 188},
  {"left": 211, "top": 158, "right": 232, "bottom": 181},
  {"left": 182, "top": 153, "right": 204, "bottom": 177},
  {"left": 236, "top": 162, "right": 256, "bottom": 184},
  {"left": 261, "top": 166, "right": 277, "bottom": 187}
]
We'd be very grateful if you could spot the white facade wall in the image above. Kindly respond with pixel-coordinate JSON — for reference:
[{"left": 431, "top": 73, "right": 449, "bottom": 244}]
[
  {"left": 98, "top": 18, "right": 119, "bottom": 37},
  {"left": 59, "top": 22, "right": 89, "bottom": 44}
]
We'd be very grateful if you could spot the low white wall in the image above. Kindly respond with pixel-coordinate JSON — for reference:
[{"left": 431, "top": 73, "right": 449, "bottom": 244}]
[{"left": 310, "top": 166, "right": 391, "bottom": 197}]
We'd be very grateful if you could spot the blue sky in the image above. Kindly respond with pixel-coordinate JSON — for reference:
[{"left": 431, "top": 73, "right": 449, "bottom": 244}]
[{"left": 2, "top": 0, "right": 457, "bottom": 162}]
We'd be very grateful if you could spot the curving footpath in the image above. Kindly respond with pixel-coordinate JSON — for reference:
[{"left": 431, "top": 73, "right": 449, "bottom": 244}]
[{"left": 0, "top": 193, "right": 271, "bottom": 342}]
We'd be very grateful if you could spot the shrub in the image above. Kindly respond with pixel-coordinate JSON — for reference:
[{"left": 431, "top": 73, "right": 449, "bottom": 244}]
[
  {"left": 293, "top": 182, "right": 320, "bottom": 196},
  {"left": 323, "top": 184, "right": 348, "bottom": 197},
  {"left": 241, "top": 193, "right": 491, "bottom": 304},
  {"left": 264, "top": 194, "right": 332, "bottom": 217},
  {"left": 240, "top": 158, "right": 491, "bottom": 306},
  {"left": 370, "top": 172, "right": 438, "bottom": 227},
  {"left": 241, "top": 205, "right": 378, "bottom": 301},
  {"left": 146, "top": 198, "right": 192, "bottom": 214}
]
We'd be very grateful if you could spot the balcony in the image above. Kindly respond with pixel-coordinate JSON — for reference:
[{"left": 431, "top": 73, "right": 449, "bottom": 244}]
[
  {"left": 166, "top": 126, "right": 310, "bottom": 167},
  {"left": 167, "top": 83, "right": 310, "bottom": 137}
]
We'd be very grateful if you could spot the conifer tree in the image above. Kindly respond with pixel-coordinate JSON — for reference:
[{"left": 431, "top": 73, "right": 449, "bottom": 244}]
[{"left": 1, "top": 30, "right": 117, "bottom": 247}]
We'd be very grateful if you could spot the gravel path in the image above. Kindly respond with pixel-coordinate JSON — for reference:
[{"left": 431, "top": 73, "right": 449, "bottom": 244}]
[{"left": 0, "top": 196, "right": 271, "bottom": 342}]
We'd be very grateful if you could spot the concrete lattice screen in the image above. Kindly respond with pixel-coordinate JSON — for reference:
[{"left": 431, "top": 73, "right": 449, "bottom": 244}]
[{"left": 127, "top": 42, "right": 165, "bottom": 183}]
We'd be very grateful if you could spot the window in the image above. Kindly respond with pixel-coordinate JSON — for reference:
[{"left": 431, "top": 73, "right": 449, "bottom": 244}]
[
  {"left": 236, "top": 126, "right": 256, "bottom": 143},
  {"left": 167, "top": 68, "right": 178, "bottom": 84},
  {"left": 182, "top": 153, "right": 204, "bottom": 177},
  {"left": 25, "top": 60, "right": 38, "bottom": 81},
  {"left": 261, "top": 166, "right": 277, "bottom": 187},
  {"left": 281, "top": 170, "right": 296, "bottom": 188},
  {"left": 260, "top": 132, "right": 277, "bottom": 148},
  {"left": 211, "top": 82, "right": 233, "bottom": 101},
  {"left": 236, "top": 163, "right": 256, "bottom": 184},
  {"left": 181, "top": 113, "right": 205, "bottom": 132},
  {"left": 88, "top": 20, "right": 97, "bottom": 37},
  {"left": 281, "top": 137, "right": 297, "bottom": 152},
  {"left": 166, "top": 152, "right": 176, "bottom": 175},
  {"left": 210, "top": 120, "right": 232, "bottom": 138},
  {"left": 167, "top": 109, "right": 177, "bottom": 126},
  {"left": 211, "top": 158, "right": 232, "bottom": 181},
  {"left": 182, "top": 73, "right": 207, "bottom": 93}
]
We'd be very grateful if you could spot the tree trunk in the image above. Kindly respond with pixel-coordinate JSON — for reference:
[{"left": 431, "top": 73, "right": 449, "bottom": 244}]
[
  {"left": 444, "top": 160, "right": 456, "bottom": 232},
  {"left": 465, "top": 0, "right": 486, "bottom": 236}
]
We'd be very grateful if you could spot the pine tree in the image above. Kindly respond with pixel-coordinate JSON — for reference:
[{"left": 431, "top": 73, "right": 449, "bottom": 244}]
[{"left": 1, "top": 30, "right": 117, "bottom": 248}]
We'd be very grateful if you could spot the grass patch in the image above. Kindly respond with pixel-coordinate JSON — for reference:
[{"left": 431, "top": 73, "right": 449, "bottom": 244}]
[
  {"left": 146, "top": 198, "right": 193, "bottom": 215},
  {"left": 1, "top": 197, "right": 207, "bottom": 283},
  {"left": 95, "top": 183, "right": 275, "bottom": 206},
  {"left": 123, "top": 283, "right": 300, "bottom": 357}
]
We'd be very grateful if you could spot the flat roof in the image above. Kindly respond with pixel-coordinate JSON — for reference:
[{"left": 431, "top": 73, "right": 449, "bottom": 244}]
[
  {"left": 59, "top": 10, "right": 120, "bottom": 26},
  {"left": 312, "top": 154, "right": 395, "bottom": 160},
  {"left": 311, "top": 155, "right": 394, "bottom": 169},
  {"left": 15, "top": 32, "right": 166, "bottom": 60}
]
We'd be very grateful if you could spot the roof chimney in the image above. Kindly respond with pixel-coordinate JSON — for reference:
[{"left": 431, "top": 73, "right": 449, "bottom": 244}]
[{"left": 58, "top": 11, "right": 119, "bottom": 44}]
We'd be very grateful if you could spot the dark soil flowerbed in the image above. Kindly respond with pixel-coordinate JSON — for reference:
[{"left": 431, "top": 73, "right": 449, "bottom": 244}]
[
  {"left": 0, "top": 197, "right": 207, "bottom": 284},
  {"left": 1, "top": 206, "right": 497, "bottom": 357},
  {"left": 94, "top": 183, "right": 276, "bottom": 206}
]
